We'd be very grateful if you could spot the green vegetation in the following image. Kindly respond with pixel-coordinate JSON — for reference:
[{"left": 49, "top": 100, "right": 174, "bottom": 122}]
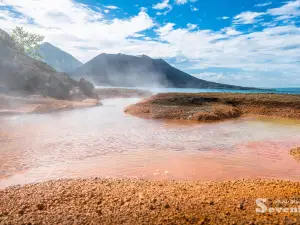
[{"left": 11, "top": 26, "right": 44, "bottom": 60}]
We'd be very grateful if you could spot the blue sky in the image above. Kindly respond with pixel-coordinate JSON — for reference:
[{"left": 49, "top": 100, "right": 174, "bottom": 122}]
[{"left": 0, "top": 0, "right": 300, "bottom": 87}]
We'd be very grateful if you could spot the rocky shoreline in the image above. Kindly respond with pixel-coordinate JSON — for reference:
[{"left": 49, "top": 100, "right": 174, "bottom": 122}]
[
  {"left": 1, "top": 178, "right": 300, "bottom": 224},
  {"left": 290, "top": 147, "right": 300, "bottom": 161},
  {"left": 125, "top": 93, "right": 300, "bottom": 121},
  {"left": 0, "top": 94, "right": 101, "bottom": 116},
  {"left": 0, "top": 88, "right": 152, "bottom": 116}
]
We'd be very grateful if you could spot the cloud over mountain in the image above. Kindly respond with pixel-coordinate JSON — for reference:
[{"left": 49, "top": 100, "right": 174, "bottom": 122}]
[{"left": 0, "top": 0, "right": 299, "bottom": 87}]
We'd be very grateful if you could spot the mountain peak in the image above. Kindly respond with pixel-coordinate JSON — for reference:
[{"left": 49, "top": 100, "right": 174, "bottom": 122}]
[
  {"left": 41, "top": 42, "right": 55, "bottom": 48},
  {"left": 71, "top": 53, "right": 253, "bottom": 90},
  {"left": 39, "top": 42, "right": 82, "bottom": 73}
]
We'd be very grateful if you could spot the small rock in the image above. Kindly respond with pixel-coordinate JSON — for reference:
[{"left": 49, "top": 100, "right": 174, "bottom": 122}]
[
  {"left": 138, "top": 193, "right": 144, "bottom": 200},
  {"left": 18, "top": 209, "right": 25, "bottom": 215},
  {"left": 164, "top": 203, "right": 170, "bottom": 209},
  {"left": 151, "top": 198, "right": 157, "bottom": 203},
  {"left": 36, "top": 203, "right": 45, "bottom": 210},
  {"left": 237, "top": 202, "right": 244, "bottom": 210},
  {"left": 149, "top": 205, "right": 155, "bottom": 210},
  {"left": 96, "top": 209, "right": 102, "bottom": 215}
]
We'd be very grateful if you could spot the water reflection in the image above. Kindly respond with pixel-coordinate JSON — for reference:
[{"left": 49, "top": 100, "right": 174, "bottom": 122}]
[{"left": 1, "top": 98, "right": 300, "bottom": 188}]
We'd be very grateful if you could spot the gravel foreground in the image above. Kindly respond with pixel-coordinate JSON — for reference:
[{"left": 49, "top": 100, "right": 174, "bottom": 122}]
[{"left": 1, "top": 179, "right": 300, "bottom": 225}]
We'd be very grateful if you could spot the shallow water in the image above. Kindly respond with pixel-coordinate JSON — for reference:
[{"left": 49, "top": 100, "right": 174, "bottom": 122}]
[{"left": 1, "top": 98, "right": 300, "bottom": 188}]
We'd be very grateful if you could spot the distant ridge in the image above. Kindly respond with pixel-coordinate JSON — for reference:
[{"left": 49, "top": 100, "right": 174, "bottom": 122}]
[
  {"left": 71, "top": 53, "right": 256, "bottom": 90},
  {"left": 39, "top": 42, "right": 82, "bottom": 73}
]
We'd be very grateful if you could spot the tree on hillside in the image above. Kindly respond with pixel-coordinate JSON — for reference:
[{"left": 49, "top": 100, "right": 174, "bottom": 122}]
[{"left": 11, "top": 26, "right": 45, "bottom": 60}]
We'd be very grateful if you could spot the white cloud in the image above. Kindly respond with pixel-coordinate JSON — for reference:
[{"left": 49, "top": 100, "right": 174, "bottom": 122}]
[
  {"left": 192, "top": 72, "right": 258, "bottom": 86},
  {"left": 255, "top": 2, "right": 272, "bottom": 7},
  {"left": 221, "top": 27, "right": 242, "bottom": 36},
  {"left": 191, "top": 6, "right": 199, "bottom": 11},
  {"left": 104, "top": 9, "right": 110, "bottom": 14},
  {"left": 104, "top": 5, "right": 118, "bottom": 10},
  {"left": 155, "top": 22, "right": 300, "bottom": 78},
  {"left": 175, "top": 0, "right": 198, "bottom": 5},
  {"left": 131, "top": 33, "right": 145, "bottom": 38},
  {"left": 156, "top": 23, "right": 175, "bottom": 35},
  {"left": 140, "top": 7, "right": 147, "bottom": 12},
  {"left": 175, "top": 57, "right": 188, "bottom": 63},
  {"left": 218, "top": 16, "right": 230, "bottom": 20},
  {"left": 153, "top": 0, "right": 172, "bottom": 15},
  {"left": 233, "top": 11, "right": 265, "bottom": 24},
  {"left": 0, "top": 0, "right": 154, "bottom": 62},
  {"left": 175, "top": 0, "right": 188, "bottom": 5},
  {"left": 0, "top": 0, "right": 299, "bottom": 87},
  {"left": 152, "top": 0, "right": 171, "bottom": 10},
  {"left": 187, "top": 23, "right": 197, "bottom": 30},
  {"left": 268, "top": 0, "right": 300, "bottom": 20}
]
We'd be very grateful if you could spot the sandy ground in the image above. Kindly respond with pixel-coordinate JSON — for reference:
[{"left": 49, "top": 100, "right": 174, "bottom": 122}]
[
  {"left": 1, "top": 179, "right": 300, "bottom": 224},
  {"left": 125, "top": 93, "right": 300, "bottom": 121}
]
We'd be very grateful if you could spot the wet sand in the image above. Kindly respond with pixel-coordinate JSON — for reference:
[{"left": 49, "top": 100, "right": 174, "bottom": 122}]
[{"left": 1, "top": 179, "right": 300, "bottom": 224}]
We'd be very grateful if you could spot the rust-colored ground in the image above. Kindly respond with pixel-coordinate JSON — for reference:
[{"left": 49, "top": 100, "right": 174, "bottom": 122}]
[
  {"left": 125, "top": 93, "right": 300, "bottom": 121},
  {"left": 290, "top": 147, "right": 300, "bottom": 161},
  {"left": 1, "top": 179, "right": 300, "bottom": 224}
]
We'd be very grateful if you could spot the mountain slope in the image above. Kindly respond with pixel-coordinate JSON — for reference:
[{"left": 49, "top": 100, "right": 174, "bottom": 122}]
[
  {"left": 39, "top": 42, "right": 82, "bottom": 73},
  {"left": 71, "top": 53, "right": 254, "bottom": 90},
  {"left": 0, "top": 29, "right": 86, "bottom": 99}
]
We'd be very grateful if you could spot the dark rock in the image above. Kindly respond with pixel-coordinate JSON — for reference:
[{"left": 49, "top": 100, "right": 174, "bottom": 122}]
[
  {"left": 69, "top": 87, "right": 86, "bottom": 101},
  {"left": 0, "top": 28, "right": 80, "bottom": 100},
  {"left": 36, "top": 203, "right": 45, "bottom": 210},
  {"left": 149, "top": 205, "right": 155, "bottom": 210},
  {"left": 237, "top": 202, "right": 245, "bottom": 210},
  {"left": 79, "top": 78, "right": 94, "bottom": 97},
  {"left": 44, "top": 76, "right": 71, "bottom": 100}
]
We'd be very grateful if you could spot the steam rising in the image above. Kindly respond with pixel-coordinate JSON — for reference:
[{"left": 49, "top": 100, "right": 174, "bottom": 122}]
[{"left": 71, "top": 54, "right": 172, "bottom": 88}]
